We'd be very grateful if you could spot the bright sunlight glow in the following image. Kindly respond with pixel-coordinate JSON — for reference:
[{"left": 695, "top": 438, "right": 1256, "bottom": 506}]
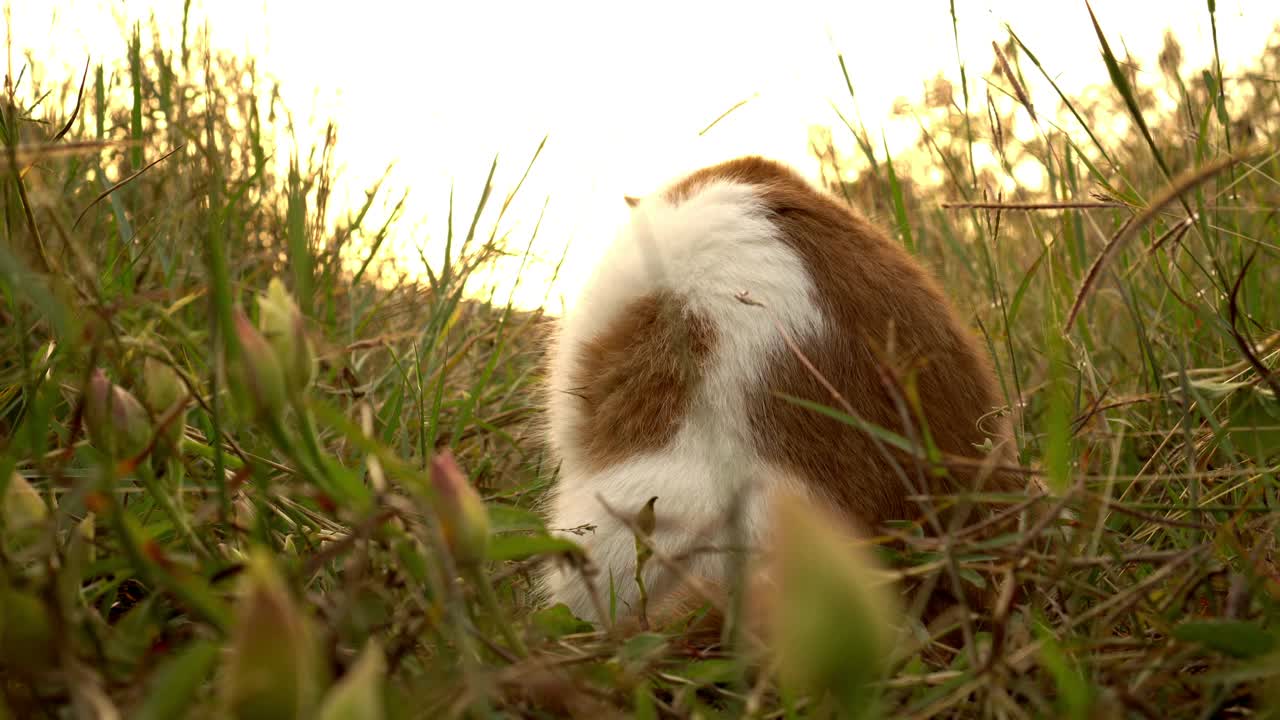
[{"left": 9, "top": 0, "right": 1279, "bottom": 312}]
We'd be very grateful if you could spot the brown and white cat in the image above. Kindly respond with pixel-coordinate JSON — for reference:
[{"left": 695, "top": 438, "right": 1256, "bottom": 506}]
[{"left": 538, "top": 155, "right": 1022, "bottom": 629}]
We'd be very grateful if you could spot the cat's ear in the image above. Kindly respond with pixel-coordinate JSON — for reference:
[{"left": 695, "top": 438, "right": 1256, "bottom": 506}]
[{"left": 624, "top": 195, "right": 641, "bottom": 208}]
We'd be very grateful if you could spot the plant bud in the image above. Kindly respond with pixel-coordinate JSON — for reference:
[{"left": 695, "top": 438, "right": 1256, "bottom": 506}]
[
  {"left": 766, "top": 492, "right": 903, "bottom": 718},
  {"left": 83, "top": 368, "right": 152, "bottom": 461},
  {"left": 222, "top": 548, "right": 321, "bottom": 720},
  {"left": 3, "top": 472, "right": 47, "bottom": 531},
  {"left": 259, "top": 278, "right": 315, "bottom": 396},
  {"left": 317, "top": 639, "right": 386, "bottom": 720},
  {"left": 3, "top": 472, "right": 48, "bottom": 556},
  {"left": 79, "top": 513, "right": 96, "bottom": 564},
  {"left": 142, "top": 357, "right": 188, "bottom": 461},
  {"left": 225, "top": 310, "right": 287, "bottom": 423},
  {"left": 634, "top": 496, "right": 658, "bottom": 570},
  {"left": 428, "top": 451, "right": 490, "bottom": 569}
]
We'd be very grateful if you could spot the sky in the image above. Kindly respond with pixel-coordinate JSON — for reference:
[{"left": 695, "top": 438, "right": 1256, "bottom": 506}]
[{"left": 8, "top": 1, "right": 1280, "bottom": 311}]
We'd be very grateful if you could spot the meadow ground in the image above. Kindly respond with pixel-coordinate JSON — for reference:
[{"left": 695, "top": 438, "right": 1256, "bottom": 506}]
[{"left": 2, "top": 8, "right": 1279, "bottom": 719}]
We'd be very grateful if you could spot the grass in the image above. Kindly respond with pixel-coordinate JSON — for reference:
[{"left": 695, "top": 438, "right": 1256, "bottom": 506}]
[{"left": 2, "top": 5, "right": 1279, "bottom": 718}]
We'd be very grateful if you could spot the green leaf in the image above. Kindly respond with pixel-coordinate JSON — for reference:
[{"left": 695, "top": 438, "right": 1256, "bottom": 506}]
[
  {"left": 107, "top": 594, "right": 161, "bottom": 667},
  {"left": 1173, "top": 620, "right": 1277, "bottom": 659},
  {"left": 1007, "top": 239, "right": 1050, "bottom": 328},
  {"left": 318, "top": 639, "right": 386, "bottom": 720},
  {"left": 110, "top": 506, "right": 232, "bottom": 634},
  {"left": 393, "top": 536, "right": 429, "bottom": 585},
  {"left": 1188, "top": 378, "right": 1253, "bottom": 397},
  {"left": 485, "top": 533, "right": 583, "bottom": 562},
  {"left": 1042, "top": 305, "right": 1074, "bottom": 494},
  {"left": 774, "top": 392, "right": 916, "bottom": 455},
  {"left": 487, "top": 505, "right": 548, "bottom": 533},
  {"left": 285, "top": 163, "right": 313, "bottom": 315},
  {"left": 1034, "top": 623, "right": 1092, "bottom": 720},
  {"left": 0, "top": 585, "right": 56, "bottom": 671},
  {"left": 1085, "top": 1, "right": 1174, "bottom": 180},
  {"left": 957, "top": 567, "right": 987, "bottom": 590},
  {"left": 530, "top": 603, "right": 593, "bottom": 640},
  {"left": 135, "top": 640, "right": 220, "bottom": 720},
  {"left": 1226, "top": 397, "right": 1280, "bottom": 463},
  {"left": 632, "top": 679, "right": 658, "bottom": 720},
  {"left": 618, "top": 632, "right": 669, "bottom": 665},
  {"left": 882, "top": 135, "right": 914, "bottom": 254},
  {"left": 678, "top": 659, "right": 741, "bottom": 686}
]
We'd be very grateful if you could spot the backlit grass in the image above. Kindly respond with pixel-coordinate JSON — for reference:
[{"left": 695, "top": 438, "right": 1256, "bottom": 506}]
[{"left": 2, "top": 5, "right": 1279, "bottom": 718}]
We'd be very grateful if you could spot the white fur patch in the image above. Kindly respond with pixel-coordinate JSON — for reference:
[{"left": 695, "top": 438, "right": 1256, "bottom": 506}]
[{"left": 540, "top": 180, "right": 824, "bottom": 622}]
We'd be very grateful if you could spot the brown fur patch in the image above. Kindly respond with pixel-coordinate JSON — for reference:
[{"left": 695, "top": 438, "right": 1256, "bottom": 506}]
[
  {"left": 669, "top": 156, "right": 1021, "bottom": 534},
  {"left": 568, "top": 292, "right": 715, "bottom": 471}
]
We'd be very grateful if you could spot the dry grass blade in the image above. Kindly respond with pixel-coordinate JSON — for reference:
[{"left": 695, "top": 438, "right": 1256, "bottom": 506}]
[
  {"left": 1063, "top": 146, "right": 1262, "bottom": 331},
  {"left": 941, "top": 200, "right": 1125, "bottom": 210},
  {"left": 1084, "top": 0, "right": 1172, "bottom": 181},
  {"left": 698, "top": 92, "right": 759, "bottom": 136},
  {"left": 51, "top": 57, "right": 91, "bottom": 143},
  {"left": 72, "top": 143, "right": 185, "bottom": 230},
  {"left": 1146, "top": 215, "right": 1196, "bottom": 254}
]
